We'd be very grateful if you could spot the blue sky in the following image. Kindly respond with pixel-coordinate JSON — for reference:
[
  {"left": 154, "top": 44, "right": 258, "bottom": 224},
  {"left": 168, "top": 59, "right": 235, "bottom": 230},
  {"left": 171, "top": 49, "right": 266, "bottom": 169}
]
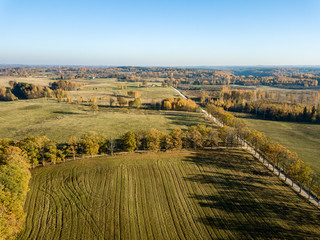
[{"left": 0, "top": 0, "right": 319, "bottom": 66}]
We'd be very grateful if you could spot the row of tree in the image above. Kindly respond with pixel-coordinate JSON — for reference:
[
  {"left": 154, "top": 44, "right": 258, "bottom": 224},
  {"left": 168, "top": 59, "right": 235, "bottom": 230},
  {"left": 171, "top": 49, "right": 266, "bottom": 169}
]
[
  {"left": 212, "top": 98, "right": 320, "bottom": 123},
  {"left": 206, "top": 104, "right": 320, "bottom": 200},
  {"left": 0, "top": 125, "right": 222, "bottom": 168}
]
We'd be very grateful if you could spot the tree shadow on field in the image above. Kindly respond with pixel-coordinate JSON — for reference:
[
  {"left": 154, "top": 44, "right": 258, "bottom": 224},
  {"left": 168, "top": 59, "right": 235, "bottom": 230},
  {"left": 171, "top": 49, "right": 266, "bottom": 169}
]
[
  {"left": 53, "top": 111, "right": 84, "bottom": 115},
  {"left": 163, "top": 112, "right": 207, "bottom": 128},
  {"left": 183, "top": 150, "right": 320, "bottom": 239}
]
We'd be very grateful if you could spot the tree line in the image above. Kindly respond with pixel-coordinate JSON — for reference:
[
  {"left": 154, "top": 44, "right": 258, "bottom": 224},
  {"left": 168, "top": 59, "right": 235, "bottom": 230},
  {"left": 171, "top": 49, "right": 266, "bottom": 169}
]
[
  {"left": 202, "top": 88, "right": 320, "bottom": 123},
  {"left": 213, "top": 99, "right": 320, "bottom": 123},
  {"left": 206, "top": 104, "right": 320, "bottom": 201},
  {"left": 1, "top": 66, "right": 319, "bottom": 89},
  {"left": 0, "top": 125, "right": 221, "bottom": 168},
  {"left": 0, "top": 146, "right": 31, "bottom": 239},
  {"left": 0, "top": 80, "right": 84, "bottom": 101}
]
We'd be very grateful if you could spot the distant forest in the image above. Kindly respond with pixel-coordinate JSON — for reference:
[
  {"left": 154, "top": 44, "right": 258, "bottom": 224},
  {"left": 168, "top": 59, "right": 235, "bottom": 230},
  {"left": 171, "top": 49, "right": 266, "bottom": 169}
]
[{"left": 1, "top": 65, "right": 320, "bottom": 89}]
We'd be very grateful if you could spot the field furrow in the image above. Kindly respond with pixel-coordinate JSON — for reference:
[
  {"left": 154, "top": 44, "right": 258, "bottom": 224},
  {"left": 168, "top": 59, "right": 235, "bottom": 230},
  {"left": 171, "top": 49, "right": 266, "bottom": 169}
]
[{"left": 19, "top": 150, "right": 320, "bottom": 240}]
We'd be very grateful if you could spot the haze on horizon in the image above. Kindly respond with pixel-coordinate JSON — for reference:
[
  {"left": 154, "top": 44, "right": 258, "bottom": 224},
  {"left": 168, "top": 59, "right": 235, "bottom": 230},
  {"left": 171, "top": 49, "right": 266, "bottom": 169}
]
[{"left": 0, "top": 0, "right": 319, "bottom": 66}]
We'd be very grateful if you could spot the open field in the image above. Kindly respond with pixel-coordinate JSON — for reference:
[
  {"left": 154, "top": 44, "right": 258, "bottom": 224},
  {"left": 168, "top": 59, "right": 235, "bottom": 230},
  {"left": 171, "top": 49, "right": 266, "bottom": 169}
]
[
  {"left": 19, "top": 150, "right": 320, "bottom": 239},
  {"left": 235, "top": 113, "right": 320, "bottom": 174},
  {"left": 0, "top": 99, "right": 208, "bottom": 142},
  {"left": 69, "top": 78, "right": 178, "bottom": 103},
  {"left": 0, "top": 76, "right": 179, "bottom": 103},
  {"left": 0, "top": 76, "right": 54, "bottom": 87}
]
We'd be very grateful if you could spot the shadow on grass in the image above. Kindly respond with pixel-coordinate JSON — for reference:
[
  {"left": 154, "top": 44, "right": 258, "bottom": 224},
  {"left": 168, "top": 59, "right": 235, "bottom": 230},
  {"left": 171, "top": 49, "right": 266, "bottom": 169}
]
[
  {"left": 53, "top": 111, "right": 84, "bottom": 115},
  {"left": 183, "top": 149, "right": 320, "bottom": 238},
  {"left": 163, "top": 112, "right": 208, "bottom": 128}
]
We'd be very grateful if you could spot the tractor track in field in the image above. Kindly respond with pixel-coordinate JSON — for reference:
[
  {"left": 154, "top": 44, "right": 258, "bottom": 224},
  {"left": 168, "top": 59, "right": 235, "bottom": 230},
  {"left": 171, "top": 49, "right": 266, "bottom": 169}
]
[{"left": 19, "top": 151, "right": 320, "bottom": 239}]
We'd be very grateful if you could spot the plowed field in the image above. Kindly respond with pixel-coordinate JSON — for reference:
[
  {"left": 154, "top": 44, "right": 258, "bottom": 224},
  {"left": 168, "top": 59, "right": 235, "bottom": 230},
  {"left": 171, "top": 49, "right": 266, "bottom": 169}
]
[{"left": 19, "top": 150, "right": 320, "bottom": 239}]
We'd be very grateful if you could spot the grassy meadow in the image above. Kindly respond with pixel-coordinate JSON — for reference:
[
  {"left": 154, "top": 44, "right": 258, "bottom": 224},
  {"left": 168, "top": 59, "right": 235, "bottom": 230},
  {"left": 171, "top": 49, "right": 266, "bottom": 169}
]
[
  {"left": 19, "top": 150, "right": 320, "bottom": 240},
  {"left": 0, "top": 99, "right": 208, "bottom": 142},
  {"left": 0, "top": 75, "right": 54, "bottom": 87},
  {"left": 236, "top": 113, "right": 320, "bottom": 174},
  {"left": 0, "top": 76, "right": 188, "bottom": 142},
  {"left": 69, "top": 78, "right": 178, "bottom": 103}
]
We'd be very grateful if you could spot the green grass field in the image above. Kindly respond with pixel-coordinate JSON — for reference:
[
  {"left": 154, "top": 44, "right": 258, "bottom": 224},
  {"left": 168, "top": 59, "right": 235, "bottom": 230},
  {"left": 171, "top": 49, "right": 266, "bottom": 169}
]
[
  {"left": 69, "top": 78, "right": 178, "bottom": 103},
  {"left": 236, "top": 113, "right": 320, "bottom": 174},
  {"left": 19, "top": 150, "right": 320, "bottom": 239},
  {"left": 0, "top": 99, "right": 209, "bottom": 142}
]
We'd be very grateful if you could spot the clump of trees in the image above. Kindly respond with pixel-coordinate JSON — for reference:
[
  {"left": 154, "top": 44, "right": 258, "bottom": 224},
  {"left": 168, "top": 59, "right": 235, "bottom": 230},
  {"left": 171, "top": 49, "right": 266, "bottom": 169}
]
[
  {"left": 49, "top": 80, "right": 85, "bottom": 91},
  {"left": 10, "top": 82, "right": 51, "bottom": 99},
  {"left": 0, "top": 80, "right": 84, "bottom": 101},
  {"left": 161, "top": 97, "right": 198, "bottom": 112},
  {"left": 0, "top": 87, "right": 17, "bottom": 101}
]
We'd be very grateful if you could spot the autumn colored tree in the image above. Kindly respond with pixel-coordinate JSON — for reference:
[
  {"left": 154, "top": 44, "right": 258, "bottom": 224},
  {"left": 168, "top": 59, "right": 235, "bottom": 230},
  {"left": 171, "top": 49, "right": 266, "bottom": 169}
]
[
  {"left": 134, "top": 130, "right": 147, "bottom": 150},
  {"left": 145, "top": 129, "right": 164, "bottom": 151},
  {"left": 35, "top": 136, "right": 52, "bottom": 165},
  {"left": 117, "top": 96, "right": 127, "bottom": 106},
  {"left": 169, "top": 128, "right": 183, "bottom": 149},
  {"left": 18, "top": 136, "right": 40, "bottom": 167},
  {"left": 219, "top": 126, "right": 236, "bottom": 147},
  {"left": 163, "top": 100, "right": 172, "bottom": 110},
  {"left": 207, "top": 128, "right": 219, "bottom": 148},
  {"left": 79, "top": 132, "right": 100, "bottom": 157},
  {"left": 121, "top": 131, "right": 136, "bottom": 152},
  {"left": 68, "top": 136, "right": 78, "bottom": 160},
  {"left": 0, "top": 146, "right": 31, "bottom": 240},
  {"left": 184, "top": 126, "right": 203, "bottom": 149},
  {"left": 0, "top": 87, "right": 17, "bottom": 101}
]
